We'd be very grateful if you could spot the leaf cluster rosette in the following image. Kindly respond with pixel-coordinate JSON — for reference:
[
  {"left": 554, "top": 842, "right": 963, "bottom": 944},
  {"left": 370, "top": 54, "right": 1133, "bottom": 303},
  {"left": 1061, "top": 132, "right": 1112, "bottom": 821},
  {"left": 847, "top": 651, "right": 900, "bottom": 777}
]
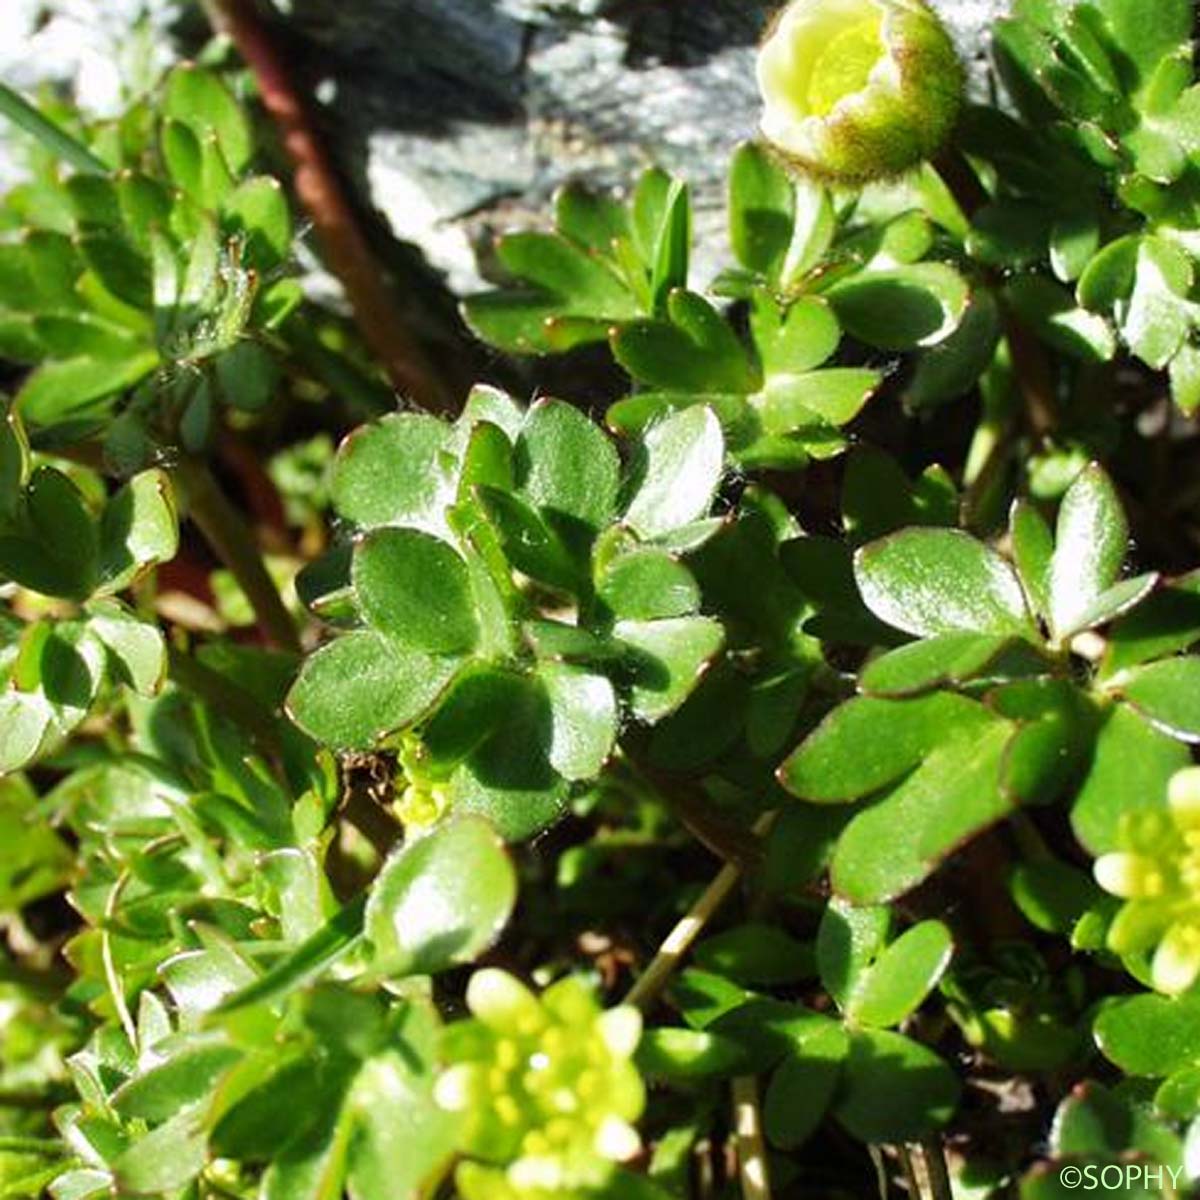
[
  {"left": 964, "top": 0, "right": 1200, "bottom": 410},
  {"left": 780, "top": 461, "right": 1200, "bottom": 905},
  {"left": 0, "top": 64, "right": 301, "bottom": 463},
  {"left": 287, "top": 386, "right": 728, "bottom": 840},
  {"left": 463, "top": 150, "right": 975, "bottom": 471}
]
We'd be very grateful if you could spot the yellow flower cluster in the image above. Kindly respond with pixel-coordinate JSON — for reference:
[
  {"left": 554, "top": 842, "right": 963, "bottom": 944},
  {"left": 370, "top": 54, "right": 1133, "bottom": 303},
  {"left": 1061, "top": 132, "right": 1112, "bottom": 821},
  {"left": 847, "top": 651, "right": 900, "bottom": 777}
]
[
  {"left": 436, "top": 970, "right": 645, "bottom": 1197},
  {"left": 1095, "top": 767, "right": 1200, "bottom": 994}
]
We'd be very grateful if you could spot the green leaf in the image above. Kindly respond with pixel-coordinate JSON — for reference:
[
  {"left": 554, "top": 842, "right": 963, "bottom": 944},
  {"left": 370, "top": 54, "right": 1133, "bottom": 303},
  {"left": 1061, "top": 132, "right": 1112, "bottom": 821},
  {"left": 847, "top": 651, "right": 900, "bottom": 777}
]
[
  {"left": 816, "top": 898, "right": 891, "bottom": 1008},
  {"left": 693, "top": 923, "right": 814, "bottom": 986},
  {"left": 365, "top": 818, "right": 516, "bottom": 976},
  {"left": 1078, "top": 234, "right": 1140, "bottom": 312},
  {"left": 830, "top": 716, "right": 1014, "bottom": 902},
  {"left": 353, "top": 528, "right": 478, "bottom": 654},
  {"left": 858, "top": 632, "right": 1018, "bottom": 697},
  {"left": 831, "top": 1029, "right": 960, "bottom": 1142},
  {"left": 1071, "top": 702, "right": 1190, "bottom": 853},
  {"left": 475, "top": 485, "right": 583, "bottom": 593},
  {"left": 1103, "top": 573, "right": 1200, "bottom": 677},
  {"left": 763, "top": 1023, "right": 848, "bottom": 1149},
  {"left": 96, "top": 468, "right": 178, "bottom": 596},
  {"left": 633, "top": 168, "right": 691, "bottom": 311},
  {"left": 215, "top": 342, "right": 280, "bottom": 413},
  {"left": 1009, "top": 858, "right": 1101, "bottom": 934},
  {"left": 623, "top": 406, "right": 724, "bottom": 539},
  {"left": 515, "top": 399, "right": 621, "bottom": 532},
  {"left": 64, "top": 174, "right": 121, "bottom": 228},
  {"left": 612, "top": 292, "right": 755, "bottom": 393},
  {"left": 112, "top": 1104, "right": 208, "bottom": 1195},
  {"left": 761, "top": 368, "right": 881, "bottom": 433},
  {"left": 967, "top": 200, "right": 1049, "bottom": 268},
  {"left": 1010, "top": 500, "right": 1054, "bottom": 621},
  {"left": 223, "top": 176, "right": 292, "bottom": 269},
  {"left": 906, "top": 288, "right": 1003, "bottom": 410},
  {"left": 1050, "top": 212, "right": 1101, "bottom": 283},
  {"left": 597, "top": 549, "right": 699, "bottom": 621},
  {"left": 1122, "top": 236, "right": 1193, "bottom": 369},
  {"left": 17, "top": 353, "right": 157, "bottom": 426},
  {"left": 1005, "top": 276, "right": 1115, "bottom": 362},
  {"left": 845, "top": 920, "right": 954, "bottom": 1028},
  {"left": 1118, "top": 657, "right": 1200, "bottom": 742},
  {"left": 1092, "top": 0, "right": 1191, "bottom": 89},
  {"left": 615, "top": 616, "right": 724, "bottom": 722},
  {"left": 445, "top": 683, "right": 569, "bottom": 841},
  {"left": 332, "top": 414, "right": 457, "bottom": 534},
  {"left": 113, "top": 1043, "right": 243, "bottom": 1121},
  {"left": 729, "top": 141, "right": 794, "bottom": 279},
  {"left": 855, "top": 528, "right": 1033, "bottom": 639},
  {"left": 286, "top": 631, "right": 458, "bottom": 749},
  {"left": 87, "top": 600, "right": 167, "bottom": 695},
  {"left": 752, "top": 295, "right": 840, "bottom": 377},
  {"left": 669, "top": 970, "right": 749, "bottom": 1030},
  {"left": 829, "top": 264, "right": 969, "bottom": 350},
  {"left": 214, "top": 896, "right": 367, "bottom": 1018},
  {"left": 162, "top": 63, "right": 253, "bottom": 175},
  {"left": 32, "top": 313, "right": 140, "bottom": 360},
  {"left": 1095, "top": 992, "right": 1200, "bottom": 1077},
  {"left": 343, "top": 1038, "right": 459, "bottom": 1200},
  {"left": 1046, "top": 463, "right": 1129, "bottom": 641},
  {"left": 780, "top": 692, "right": 996, "bottom": 802},
  {"left": 539, "top": 662, "right": 618, "bottom": 780},
  {"left": 0, "top": 467, "right": 98, "bottom": 599},
  {"left": 1170, "top": 342, "right": 1200, "bottom": 414},
  {"left": 0, "top": 775, "right": 71, "bottom": 908},
  {"left": 77, "top": 232, "right": 152, "bottom": 310},
  {"left": 635, "top": 1028, "right": 746, "bottom": 1080},
  {"left": 554, "top": 182, "right": 629, "bottom": 253}
]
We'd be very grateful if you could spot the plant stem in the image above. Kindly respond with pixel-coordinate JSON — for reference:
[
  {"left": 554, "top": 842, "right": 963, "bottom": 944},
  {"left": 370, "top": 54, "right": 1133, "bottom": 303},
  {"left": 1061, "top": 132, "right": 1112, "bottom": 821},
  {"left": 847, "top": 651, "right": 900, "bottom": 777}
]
[
  {"left": 0, "top": 81, "right": 107, "bottom": 173},
  {"left": 102, "top": 872, "right": 138, "bottom": 1049},
  {"left": 624, "top": 812, "right": 774, "bottom": 1012},
  {"left": 898, "top": 1145, "right": 926, "bottom": 1199},
  {"left": 199, "top": 0, "right": 456, "bottom": 414},
  {"left": 731, "top": 1076, "right": 773, "bottom": 1200},
  {"left": 173, "top": 456, "right": 300, "bottom": 653},
  {"left": 920, "top": 1137, "right": 954, "bottom": 1200}
]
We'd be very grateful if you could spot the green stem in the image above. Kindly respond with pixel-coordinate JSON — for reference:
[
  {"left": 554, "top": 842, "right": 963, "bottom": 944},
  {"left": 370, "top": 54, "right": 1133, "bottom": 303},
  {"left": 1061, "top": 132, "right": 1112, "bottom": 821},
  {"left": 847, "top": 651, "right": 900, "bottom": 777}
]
[
  {"left": 0, "top": 81, "right": 107, "bottom": 174},
  {"left": 173, "top": 457, "right": 300, "bottom": 653}
]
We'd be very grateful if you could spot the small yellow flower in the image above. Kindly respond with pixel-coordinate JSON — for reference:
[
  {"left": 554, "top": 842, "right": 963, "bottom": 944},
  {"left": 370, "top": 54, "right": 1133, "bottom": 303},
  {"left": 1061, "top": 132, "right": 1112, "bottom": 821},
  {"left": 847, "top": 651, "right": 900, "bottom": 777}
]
[
  {"left": 393, "top": 733, "right": 451, "bottom": 828},
  {"left": 1095, "top": 767, "right": 1200, "bottom": 995},
  {"left": 436, "top": 970, "right": 645, "bottom": 1197},
  {"left": 756, "top": 0, "right": 963, "bottom": 183}
]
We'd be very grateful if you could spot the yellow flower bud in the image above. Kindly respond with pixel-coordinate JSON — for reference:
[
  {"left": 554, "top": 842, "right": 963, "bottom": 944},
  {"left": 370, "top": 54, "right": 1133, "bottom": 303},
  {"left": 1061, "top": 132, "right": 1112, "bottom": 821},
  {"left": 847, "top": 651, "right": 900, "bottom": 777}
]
[{"left": 757, "top": 0, "right": 963, "bottom": 183}]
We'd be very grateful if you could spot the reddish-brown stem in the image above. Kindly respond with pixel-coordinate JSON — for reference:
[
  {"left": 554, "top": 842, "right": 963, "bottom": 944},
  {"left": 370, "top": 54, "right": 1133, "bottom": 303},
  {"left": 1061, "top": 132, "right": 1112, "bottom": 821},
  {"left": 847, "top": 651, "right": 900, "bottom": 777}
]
[{"left": 201, "top": 0, "right": 456, "bottom": 414}]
